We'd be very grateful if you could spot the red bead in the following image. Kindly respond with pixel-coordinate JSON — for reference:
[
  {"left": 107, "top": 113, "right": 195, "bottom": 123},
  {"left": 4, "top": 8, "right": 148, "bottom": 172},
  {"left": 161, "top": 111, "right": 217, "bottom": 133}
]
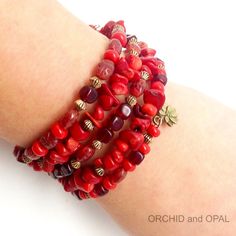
[
  {"left": 141, "top": 103, "right": 158, "bottom": 116},
  {"left": 116, "top": 103, "right": 132, "bottom": 120},
  {"left": 50, "top": 151, "right": 69, "bottom": 164},
  {"left": 55, "top": 142, "right": 70, "bottom": 156},
  {"left": 32, "top": 160, "right": 44, "bottom": 171},
  {"left": 138, "top": 41, "right": 148, "bottom": 50},
  {"left": 85, "top": 111, "right": 101, "bottom": 128},
  {"left": 147, "top": 125, "right": 160, "bottom": 137},
  {"left": 32, "top": 140, "right": 48, "bottom": 157},
  {"left": 74, "top": 175, "right": 94, "bottom": 193},
  {"left": 81, "top": 167, "right": 101, "bottom": 184},
  {"left": 70, "top": 122, "right": 90, "bottom": 141},
  {"left": 13, "top": 146, "right": 24, "bottom": 158},
  {"left": 119, "top": 130, "right": 144, "bottom": 151},
  {"left": 79, "top": 86, "right": 98, "bottom": 104},
  {"left": 111, "top": 82, "right": 128, "bottom": 95},
  {"left": 129, "top": 151, "right": 144, "bottom": 165},
  {"left": 156, "top": 59, "right": 166, "bottom": 75},
  {"left": 93, "top": 158, "right": 103, "bottom": 168},
  {"left": 108, "top": 38, "right": 122, "bottom": 54},
  {"left": 61, "top": 109, "right": 79, "bottom": 129},
  {"left": 130, "top": 80, "right": 146, "bottom": 97},
  {"left": 92, "top": 105, "right": 104, "bottom": 121},
  {"left": 153, "top": 74, "right": 168, "bottom": 86},
  {"left": 115, "top": 58, "right": 134, "bottom": 79},
  {"left": 133, "top": 104, "right": 149, "bottom": 119},
  {"left": 126, "top": 55, "right": 142, "bottom": 71},
  {"left": 151, "top": 81, "right": 165, "bottom": 92},
  {"left": 108, "top": 115, "right": 124, "bottom": 131},
  {"left": 89, "top": 189, "right": 99, "bottom": 198},
  {"left": 65, "top": 137, "right": 80, "bottom": 154},
  {"left": 143, "top": 89, "right": 165, "bottom": 110},
  {"left": 102, "top": 177, "right": 117, "bottom": 190},
  {"left": 139, "top": 143, "right": 151, "bottom": 155},
  {"left": 93, "top": 184, "right": 109, "bottom": 196},
  {"left": 98, "top": 128, "right": 114, "bottom": 143},
  {"left": 75, "top": 145, "right": 95, "bottom": 162},
  {"left": 99, "top": 83, "right": 120, "bottom": 106},
  {"left": 100, "top": 20, "right": 116, "bottom": 38},
  {"left": 110, "top": 73, "right": 129, "bottom": 85},
  {"left": 115, "top": 139, "right": 129, "bottom": 152},
  {"left": 51, "top": 122, "right": 68, "bottom": 140},
  {"left": 130, "top": 118, "right": 151, "bottom": 132},
  {"left": 103, "top": 154, "right": 119, "bottom": 171},
  {"left": 111, "top": 31, "right": 127, "bottom": 47},
  {"left": 123, "top": 159, "right": 136, "bottom": 172},
  {"left": 141, "top": 65, "right": 153, "bottom": 80},
  {"left": 141, "top": 48, "right": 156, "bottom": 57},
  {"left": 111, "top": 149, "right": 124, "bottom": 164},
  {"left": 40, "top": 131, "right": 58, "bottom": 149},
  {"left": 110, "top": 167, "right": 127, "bottom": 183},
  {"left": 99, "top": 95, "right": 114, "bottom": 111},
  {"left": 96, "top": 59, "right": 115, "bottom": 80},
  {"left": 42, "top": 159, "right": 54, "bottom": 173},
  {"left": 126, "top": 43, "right": 141, "bottom": 55},
  {"left": 104, "top": 49, "right": 120, "bottom": 64},
  {"left": 24, "top": 147, "right": 40, "bottom": 160}
]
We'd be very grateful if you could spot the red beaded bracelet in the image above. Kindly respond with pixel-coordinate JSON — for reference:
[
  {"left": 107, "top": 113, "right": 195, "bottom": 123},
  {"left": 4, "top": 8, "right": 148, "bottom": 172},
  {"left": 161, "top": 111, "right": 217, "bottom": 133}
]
[{"left": 13, "top": 20, "right": 178, "bottom": 200}]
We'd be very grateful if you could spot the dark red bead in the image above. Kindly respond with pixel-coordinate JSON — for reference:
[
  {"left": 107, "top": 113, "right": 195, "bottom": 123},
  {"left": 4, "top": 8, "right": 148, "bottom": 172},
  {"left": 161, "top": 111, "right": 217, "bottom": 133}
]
[
  {"left": 129, "top": 151, "right": 145, "bottom": 165},
  {"left": 79, "top": 86, "right": 98, "bottom": 104},
  {"left": 32, "top": 141, "right": 48, "bottom": 157},
  {"left": 130, "top": 80, "right": 146, "bottom": 97},
  {"left": 75, "top": 145, "right": 95, "bottom": 162},
  {"left": 133, "top": 104, "right": 149, "bottom": 120},
  {"left": 42, "top": 159, "right": 54, "bottom": 173},
  {"left": 98, "top": 128, "right": 114, "bottom": 143},
  {"left": 108, "top": 38, "right": 122, "bottom": 54},
  {"left": 13, "top": 146, "right": 24, "bottom": 158},
  {"left": 153, "top": 74, "right": 168, "bottom": 86},
  {"left": 61, "top": 109, "right": 79, "bottom": 129},
  {"left": 24, "top": 147, "right": 40, "bottom": 160},
  {"left": 110, "top": 167, "right": 127, "bottom": 183},
  {"left": 51, "top": 122, "right": 68, "bottom": 140},
  {"left": 59, "top": 164, "right": 73, "bottom": 177},
  {"left": 143, "top": 89, "right": 165, "bottom": 110},
  {"left": 104, "top": 49, "right": 120, "bottom": 64},
  {"left": 96, "top": 59, "right": 115, "bottom": 80},
  {"left": 94, "top": 184, "right": 109, "bottom": 197},
  {"left": 40, "top": 131, "right": 58, "bottom": 149},
  {"left": 116, "top": 103, "right": 132, "bottom": 120},
  {"left": 111, "top": 31, "right": 127, "bottom": 47},
  {"left": 108, "top": 115, "right": 124, "bottom": 131}
]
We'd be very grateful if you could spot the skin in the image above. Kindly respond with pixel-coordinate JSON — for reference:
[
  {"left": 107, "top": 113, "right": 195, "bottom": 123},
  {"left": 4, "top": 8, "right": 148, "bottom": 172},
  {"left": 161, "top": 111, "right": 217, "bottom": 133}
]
[{"left": 0, "top": 1, "right": 235, "bottom": 235}]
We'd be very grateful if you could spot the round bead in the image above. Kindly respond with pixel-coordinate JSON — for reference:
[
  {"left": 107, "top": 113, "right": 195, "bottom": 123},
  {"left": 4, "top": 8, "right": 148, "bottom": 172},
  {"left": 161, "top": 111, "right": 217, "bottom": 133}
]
[
  {"left": 139, "top": 143, "right": 151, "bottom": 155},
  {"left": 111, "top": 149, "right": 124, "bottom": 164},
  {"left": 75, "top": 99, "right": 87, "bottom": 111},
  {"left": 147, "top": 125, "right": 160, "bottom": 137},
  {"left": 130, "top": 118, "right": 151, "bottom": 133},
  {"left": 116, "top": 103, "right": 132, "bottom": 120},
  {"left": 40, "top": 131, "right": 58, "bottom": 149},
  {"left": 126, "top": 54, "right": 142, "bottom": 70},
  {"left": 70, "top": 159, "right": 81, "bottom": 169},
  {"left": 129, "top": 151, "right": 144, "bottom": 165},
  {"left": 123, "top": 159, "right": 136, "bottom": 172},
  {"left": 65, "top": 137, "right": 80, "bottom": 153},
  {"left": 79, "top": 86, "right": 98, "bottom": 104},
  {"left": 61, "top": 109, "right": 79, "bottom": 129},
  {"left": 143, "top": 89, "right": 165, "bottom": 110},
  {"left": 126, "top": 95, "right": 137, "bottom": 107},
  {"left": 115, "top": 139, "right": 129, "bottom": 153},
  {"left": 151, "top": 81, "right": 165, "bottom": 92},
  {"left": 51, "top": 122, "right": 68, "bottom": 140},
  {"left": 90, "top": 76, "right": 102, "bottom": 89},
  {"left": 92, "top": 140, "right": 103, "bottom": 150},
  {"left": 92, "top": 105, "right": 104, "bottom": 121},
  {"left": 141, "top": 103, "right": 158, "bottom": 117},
  {"left": 32, "top": 141, "right": 48, "bottom": 157},
  {"left": 96, "top": 59, "right": 115, "bottom": 80},
  {"left": 55, "top": 142, "right": 70, "bottom": 156},
  {"left": 83, "top": 119, "right": 94, "bottom": 131},
  {"left": 104, "top": 49, "right": 120, "bottom": 64},
  {"left": 103, "top": 154, "right": 118, "bottom": 171},
  {"left": 98, "top": 128, "right": 114, "bottom": 143},
  {"left": 108, "top": 115, "right": 124, "bottom": 131},
  {"left": 95, "top": 167, "right": 105, "bottom": 177}
]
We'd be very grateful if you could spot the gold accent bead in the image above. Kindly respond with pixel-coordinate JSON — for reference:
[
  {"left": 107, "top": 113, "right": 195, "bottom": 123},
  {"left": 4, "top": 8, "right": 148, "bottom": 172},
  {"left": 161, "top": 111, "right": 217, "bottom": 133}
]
[
  {"left": 22, "top": 155, "right": 32, "bottom": 164},
  {"left": 92, "top": 140, "right": 103, "bottom": 150},
  {"left": 85, "top": 193, "right": 90, "bottom": 199},
  {"left": 144, "top": 133, "right": 153, "bottom": 144},
  {"left": 153, "top": 115, "right": 162, "bottom": 127},
  {"left": 112, "top": 24, "right": 125, "bottom": 33},
  {"left": 128, "top": 37, "right": 138, "bottom": 44},
  {"left": 128, "top": 49, "right": 139, "bottom": 56},
  {"left": 90, "top": 76, "right": 102, "bottom": 89},
  {"left": 70, "top": 159, "right": 81, "bottom": 169},
  {"left": 75, "top": 99, "right": 86, "bottom": 111},
  {"left": 140, "top": 71, "right": 150, "bottom": 80},
  {"left": 83, "top": 119, "right": 94, "bottom": 131},
  {"left": 126, "top": 95, "right": 137, "bottom": 107},
  {"left": 95, "top": 167, "right": 105, "bottom": 177}
]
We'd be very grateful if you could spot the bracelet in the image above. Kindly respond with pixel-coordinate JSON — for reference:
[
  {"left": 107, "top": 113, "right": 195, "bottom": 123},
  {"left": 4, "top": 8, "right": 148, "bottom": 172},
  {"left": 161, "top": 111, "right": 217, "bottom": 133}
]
[{"left": 13, "top": 20, "right": 178, "bottom": 200}]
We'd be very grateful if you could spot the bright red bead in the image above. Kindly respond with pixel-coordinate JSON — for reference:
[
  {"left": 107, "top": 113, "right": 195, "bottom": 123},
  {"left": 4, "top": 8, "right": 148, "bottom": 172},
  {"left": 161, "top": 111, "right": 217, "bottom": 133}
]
[
  {"left": 75, "top": 145, "right": 95, "bottom": 162},
  {"left": 92, "top": 105, "right": 104, "bottom": 121},
  {"left": 65, "top": 137, "right": 80, "bottom": 154},
  {"left": 103, "top": 154, "right": 119, "bottom": 171},
  {"left": 96, "top": 59, "right": 115, "bottom": 80},
  {"left": 111, "top": 149, "right": 124, "bottom": 164},
  {"left": 143, "top": 89, "right": 165, "bottom": 110},
  {"left": 151, "top": 81, "right": 165, "bottom": 92},
  {"left": 110, "top": 167, "right": 127, "bottom": 183},
  {"left": 110, "top": 73, "right": 129, "bottom": 85},
  {"left": 130, "top": 117, "right": 151, "bottom": 132},
  {"left": 123, "top": 159, "right": 136, "bottom": 172},
  {"left": 102, "top": 176, "right": 117, "bottom": 190},
  {"left": 130, "top": 80, "right": 146, "bottom": 97},
  {"left": 139, "top": 143, "right": 151, "bottom": 155},
  {"left": 111, "top": 31, "right": 127, "bottom": 47},
  {"left": 70, "top": 122, "right": 90, "bottom": 141},
  {"left": 50, "top": 150, "right": 69, "bottom": 164},
  {"left": 81, "top": 167, "right": 101, "bottom": 184},
  {"left": 126, "top": 55, "right": 142, "bottom": 71},
  {"left": 104, "top": 49, "right": 120, "bottom": 64},
  {"left": 55, "top": 142, "right": 69, "bottom": 156},
  {"left": 51, "top": 122, "right": 68, "bottom": 140},
  {"left": 141, "top": 103, "right": 158, "bottom": 116},
  {"left": 111, "top": 82, "right": 128, "bottom": 95},
  {"left": 74, "top": 175, "right": 94, "bottom": 193},
  {"left": 115, "top": 58, "right": 134, "bottom": 79},
  {"left": 93, "top": 158, "right": 103, "bottom": 168},
  {"left": 108, "top": 38, "right": 122, "bottom": 54},
  {"left": 32, "top": 140, "right": 48, "bottom": 157},
  {"left": 61, "top": 109, "right": 79, "bottom": 129},
  {"left": 99, "top": 95, "right": 114, "bottom": 111},
  {"left": 147, "top": 125, "right": 160, "bottom": 137},
  {"left": 115, "top": 139, "right": 129, "bottom": 153}
]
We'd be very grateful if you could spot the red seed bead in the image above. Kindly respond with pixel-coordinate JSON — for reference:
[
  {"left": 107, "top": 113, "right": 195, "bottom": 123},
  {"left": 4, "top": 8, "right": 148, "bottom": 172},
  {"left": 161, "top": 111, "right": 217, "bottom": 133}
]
[
  {"left": 143, "top": 89, "right": 165, "bottom": 110},
  {"left": 151, "top": 81, "right": 165, "bottom": 92},
  {"left": 55, "top": 142, "right": 70, "bottom": 156},
  {"left": 75, "top": 145, "right": 95, "bottom": 162},
  {"left": 24, "top": 147, "right": 40, "bottom": 160},
  {"left": 123, "top": 159, "right": 136, "bottom": 172},
  {"left": 141, "top": 103, "right": 158, "bottom": 116},
  {"left": 92, "top": 105, "right": 104, "bottom": 121},
  {"left": 116, "top": 103, "right": 132, "bottom": 120},
  {"left": 74, "top": 175, "right": 94, "bottom": 193},
  {"left": 110, "top": 167, "right": 127, "bottom": 183},
  {"left": 96, "top": 59, "right": 115, "bottom": 80},
  {"left": 32, "top": 140, "right": 48, "bottom": 157},
  {"left": 130, "top": 117, "right": 151, "bottom": 133},
  {"left": 147, "top": 125, "right": 160, "bottom": 137},
  {"left": 130, "top": 80, "right": 146, "bottom": 97},
  {"left": 115, "top": 139, "right": 129, "bottom": 153},
  {"left": 93, "top": 158, "right": 103, "bottom": 168},
  {"left": 139, "top": 143, "right": 151, "bottom": 155},
  {"left": 111, "top": 82, "right": 128, "bottom": 95},
  {"left": 61, "top": 109, "right": 79, "bottom": 129},
  {"left": 70, "top": 122, "right": 90, "bottom": 141},
  {"left": 119, "top": 130, "right": 144, "bottom": 151},
  {"left": 111, "top": 31, "right": 127, "bottom": 47},
  {"left": 102, "top": 176, "right": 117, "bottom": 190},
  {"left": 50, "top": 151, "right": 69, "bottom": 164},
  {"left": 81, "top": 167, "right": 101, "bottom": 184},
  {"left": 51, "top": 122, "right": 68, "bottom": 140},
  {"left": 108, "top": 38, "right": 122, "bottom": 54},
  {"left": 104, "top": 49, "right": 120, "bottom": 64},
  {"left": 111, "top": 149, "right": 124, "bottom": 164},
  {"left": 40, "top": 131, "right": 58, "bottom": 149},
  {"left": 103, "top": 154, "right": 119, "bottom": 171},
  {"left": 65, "top": 137, "right": 80, "bottom": 154},
  {"left": 126, "top": 55, "right": 142, "bottom": 71},
  {"left": 79, "top": 86, "right": 98, "bottom": 104}
]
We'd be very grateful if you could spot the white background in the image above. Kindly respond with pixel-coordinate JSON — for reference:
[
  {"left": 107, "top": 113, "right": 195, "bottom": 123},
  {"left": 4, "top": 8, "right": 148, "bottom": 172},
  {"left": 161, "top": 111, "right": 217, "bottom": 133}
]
[{"left": 0, "top": 0, "right": 235, "bottom": 236}]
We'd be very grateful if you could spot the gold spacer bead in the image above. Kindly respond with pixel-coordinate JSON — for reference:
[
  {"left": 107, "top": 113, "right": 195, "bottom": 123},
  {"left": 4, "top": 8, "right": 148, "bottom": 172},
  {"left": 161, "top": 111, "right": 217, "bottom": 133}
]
[
  {"left": 126, "top": 95, "right": 137, "bottom": 107},
  {"left": 22, "top": 155, "right": 32, "bottom": 164},
  {"left": 112, "top": 24, "right": 125, "bottom": 33},
  {"left": 90, "top": 76, "right": 102, "bottom": 89},
  {"left": 70, "top": 159, "right": 81, "bottom": 169},
  {"left": 128, "top": 49, "right": 139, "bottom": 56},
  {"left": 144, "top": 133, "right": 153, "bottom": 144},
  {"left": 92, "top": 140, "right": 103, "bottom": 150},
  {"left": 75, "top": 99, "right": 86, "bottom": 111},
  {"left": 83, "top": 119, "right": 94, "bottom": 131},
  {"left": 95, "top": 167, "right": 105, "bottom": 177},
  {"left": 128, "top": 37, "right": 138, "bottom": 44},
  {"left": 85, "top": 193, "right": 90, "bottom": 199},
  {"left": 140, "top": 71, "right": 150, "bottom": 80}
]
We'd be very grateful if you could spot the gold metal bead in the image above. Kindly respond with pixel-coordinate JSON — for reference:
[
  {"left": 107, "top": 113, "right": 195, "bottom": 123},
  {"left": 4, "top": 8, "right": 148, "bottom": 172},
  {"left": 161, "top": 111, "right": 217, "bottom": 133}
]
[
  {"left": 112, "top": 24, "right": 125, "bottom": 33},
  {"left": 126, "top": 95, "right": 137, "bottom": 107},
  {"left": 153, "top": 115, "right": 162, "bottom": 127},
  {"left": 90, "top": 76, "right": 102, "bottom": 89},
  {"left": 128, "top": 36, "right": 138, "bottom": 44},
  {"left": 95, "top": 167, "right": 105, "bottom": 177},
  {"left": 92, "top": 140, "right": 103, "bottom": 150},
  {"left": 128, "top": 49, "right": 139, "bottom": 56},
  {"left": 75, "top": 99, "right": 86, "bottom": 111},
  {"left": 70, "top": 159, "right": 81, "bottom": 169},
  {"left": 83, "top": 119, "right": 94, "bottom": 131},
  {"left": 85, "top": 193, "right": 90, "bottom": 199},
  {"left": 22, "top": 155, "right": 32, "bottom": 164},
  {"left": 140, "top": 71, "right": 150, "bottom": 80},
  {"left": 144, "top": 133, "right": 153, "bottom": 144}
]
